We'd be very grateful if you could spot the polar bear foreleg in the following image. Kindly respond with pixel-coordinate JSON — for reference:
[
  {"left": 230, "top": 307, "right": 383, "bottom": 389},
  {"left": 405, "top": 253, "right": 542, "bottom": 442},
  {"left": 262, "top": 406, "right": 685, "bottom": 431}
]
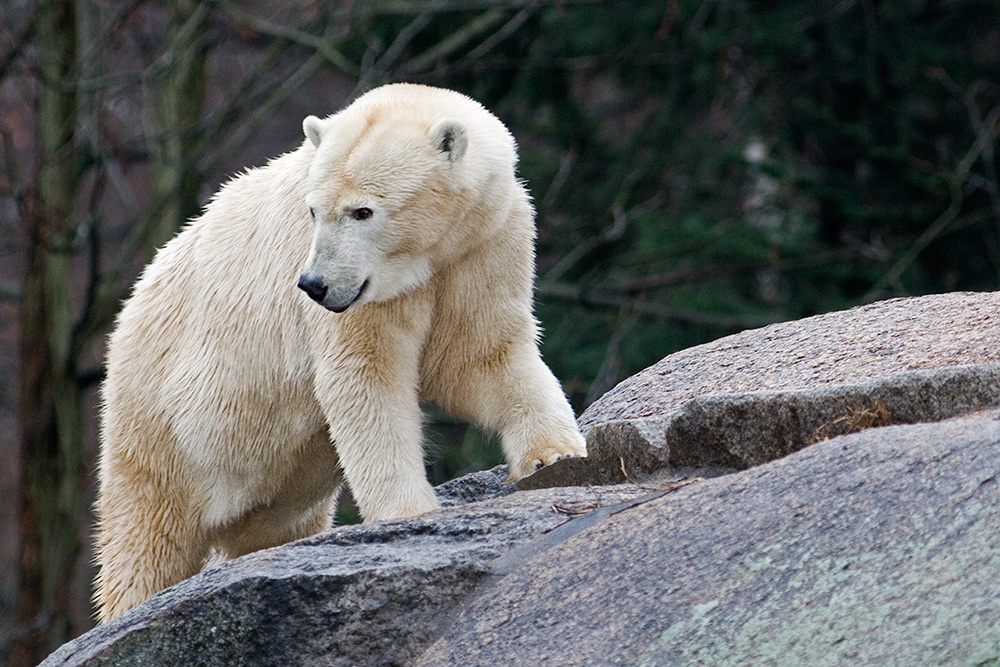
[
  {"left": 429, "top": 338, "right": 587, "bottom": 481},
  {"left": 493, "top": 347, "right": 588, "bottom": 479},
  {"left": 323, "top": 390, "right": 438, "bottom": 522},
  {"left": 308, "top": 299, "right": 439, "bottom": 523}
]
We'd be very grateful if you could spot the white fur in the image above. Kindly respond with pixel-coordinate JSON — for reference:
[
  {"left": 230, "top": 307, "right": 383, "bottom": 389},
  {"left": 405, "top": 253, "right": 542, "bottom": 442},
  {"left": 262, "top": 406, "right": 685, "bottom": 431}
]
[{"left": 94, "top": 83, "right": 586, "bottom": 622}]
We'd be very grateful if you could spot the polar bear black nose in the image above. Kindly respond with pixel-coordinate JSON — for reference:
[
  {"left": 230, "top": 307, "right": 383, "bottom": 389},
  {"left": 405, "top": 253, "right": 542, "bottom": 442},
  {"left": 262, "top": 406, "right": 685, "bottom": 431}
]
[{"left": 297, "top": 274, "right": 328, "bottom": 303}]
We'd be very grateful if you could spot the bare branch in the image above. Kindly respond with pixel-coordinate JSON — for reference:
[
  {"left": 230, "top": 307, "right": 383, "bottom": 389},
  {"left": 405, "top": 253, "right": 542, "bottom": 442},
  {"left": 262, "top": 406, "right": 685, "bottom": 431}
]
[
  {"left": 540, "top": 144, "right": 578, "bottom": 210},
  {"left": 536, "top": 281, "right": 776, "bottom": 329},
  {"left": 77, "top": 0, "right": 147, "bottom": 72},
  {"left": 210, "top": 0, "right": 357, "bottom": 75},
  {"left": 378, "top": 11, "right": 434, "bottom": 73},
  {"left": 196, "top": 39, "right": 292, "bottom": 150},
  {"left": 200, "top": 47, "right": 327, "bottom": 176},
  {"left": 598, "top": 263, "right": 764, "bottom": 294},
  {"left": 584, "top": 307, "right": 636, "bottom": 405},
  {"left": 403, "top": 9, "right": 506, "bottom": 73},
  {"left": 350, "top": 0, "right": 601, "bottom": 14},
  {"left": 543, "top": 203, "right": 629, "bottom": 283},
  {"left": 865, "top": 73, "right": 1000, "bottom": 300},
  {"left": 461, "top": 4, "right": 535, "bottom": 62}
]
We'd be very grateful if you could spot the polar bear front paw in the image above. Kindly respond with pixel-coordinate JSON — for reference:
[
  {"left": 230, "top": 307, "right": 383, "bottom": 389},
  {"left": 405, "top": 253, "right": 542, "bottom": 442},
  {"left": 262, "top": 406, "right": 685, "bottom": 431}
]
[{"left": 508, "top": 435, "right": 587, "bottom": 481}]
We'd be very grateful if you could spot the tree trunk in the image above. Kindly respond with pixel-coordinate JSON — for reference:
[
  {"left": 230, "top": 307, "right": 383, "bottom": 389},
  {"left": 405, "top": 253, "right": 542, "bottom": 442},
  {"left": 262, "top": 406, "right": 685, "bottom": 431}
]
[
  {"left": 148, "top": 0, "right": 209, "bottom": 248},
  {"left": 12, "top": 0, "right": 85, "bottom": 663}
]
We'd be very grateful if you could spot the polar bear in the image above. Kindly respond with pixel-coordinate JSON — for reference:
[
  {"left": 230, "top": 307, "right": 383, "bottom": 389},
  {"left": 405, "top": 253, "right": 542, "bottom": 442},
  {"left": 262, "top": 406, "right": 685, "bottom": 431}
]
[{"left": 94, "top": 83, "right": 586, "bottom": 621}]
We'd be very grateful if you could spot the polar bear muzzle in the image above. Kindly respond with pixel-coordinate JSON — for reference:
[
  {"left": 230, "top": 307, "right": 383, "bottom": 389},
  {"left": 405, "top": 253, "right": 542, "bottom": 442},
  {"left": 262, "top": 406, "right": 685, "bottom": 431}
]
[{"left": 298, "top": 273, "right": 368, "bottom": 313}]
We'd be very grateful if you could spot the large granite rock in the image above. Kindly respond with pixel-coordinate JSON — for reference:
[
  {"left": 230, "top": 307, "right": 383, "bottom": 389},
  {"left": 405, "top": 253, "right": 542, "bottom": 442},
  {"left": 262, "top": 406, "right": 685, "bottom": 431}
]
[
  {"left": 578, "top": 290, "right": 1000, "bottom": 432},
  {"left": 41, "top": 291, "right": 1000, "bottom": 666},
  {"left": 422, "top": 408, "right": 1000, "bottom": 666},
  {"left": 520, "top": 363, "right": 1000, "bottom": 489},
  {"left": 41, "top": 483, "right": 650, "bottom": 666}
]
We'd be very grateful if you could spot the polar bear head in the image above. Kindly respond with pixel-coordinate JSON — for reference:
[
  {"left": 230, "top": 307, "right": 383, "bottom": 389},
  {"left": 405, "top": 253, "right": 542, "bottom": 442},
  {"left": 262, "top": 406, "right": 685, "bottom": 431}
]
[{"left": 297, "top": 95, "right": 475, "bottom": 313}]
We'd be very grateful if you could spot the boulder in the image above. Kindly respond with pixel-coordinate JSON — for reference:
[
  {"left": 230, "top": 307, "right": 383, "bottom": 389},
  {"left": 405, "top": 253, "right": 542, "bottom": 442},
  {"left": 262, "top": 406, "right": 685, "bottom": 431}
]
[
  {"left": 422, "top": 408, "right": 1000, "bottom": 666},
  {"left": 41, "top": 483, "right": 650, "bottom": 667},
  {"left": 521, "top": 363, "right": 1000, "bottom": 489},
  {"left": 578, "top": 290, "right": 1000, "bottom": 432},
  {"left": 41, "top": 291, "right": 1000, "bottom": 666}
]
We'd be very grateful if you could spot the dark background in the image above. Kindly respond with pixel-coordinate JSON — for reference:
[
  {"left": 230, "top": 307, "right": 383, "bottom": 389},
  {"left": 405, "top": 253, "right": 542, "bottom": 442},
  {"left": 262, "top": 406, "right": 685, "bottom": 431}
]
[{"left": 2, "top": 0, "right": 998, "bottom": 664}]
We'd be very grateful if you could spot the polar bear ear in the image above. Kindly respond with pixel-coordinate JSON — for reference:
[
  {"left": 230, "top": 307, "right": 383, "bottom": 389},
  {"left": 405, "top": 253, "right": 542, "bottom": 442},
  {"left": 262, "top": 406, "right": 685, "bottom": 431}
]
[
  {"left": 430, "top": 119, "right": 467, "bottom": 163},
  {"left": 303, "top": 115, "right": 325, "bottom": 147}
]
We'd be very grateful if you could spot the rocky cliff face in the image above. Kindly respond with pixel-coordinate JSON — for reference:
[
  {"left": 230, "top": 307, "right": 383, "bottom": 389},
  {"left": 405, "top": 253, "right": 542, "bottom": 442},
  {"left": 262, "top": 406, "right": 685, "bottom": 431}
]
[{"left": 42, "top": 292, "right": 1000, "bottom": 666}]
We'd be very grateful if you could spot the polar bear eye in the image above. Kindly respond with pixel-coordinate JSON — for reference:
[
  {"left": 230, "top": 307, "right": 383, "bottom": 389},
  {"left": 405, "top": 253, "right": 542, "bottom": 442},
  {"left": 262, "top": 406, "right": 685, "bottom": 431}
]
[
  {"left": 308, "top": 206, "right": 315, "bottom": 219},
  {"left": 352, "top": 207, "right": 374, "bottom": 221}
]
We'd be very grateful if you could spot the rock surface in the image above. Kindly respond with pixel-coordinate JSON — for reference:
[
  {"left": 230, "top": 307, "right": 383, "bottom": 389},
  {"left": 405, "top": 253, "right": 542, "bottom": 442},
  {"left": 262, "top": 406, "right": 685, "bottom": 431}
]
[
  {"left": 521, "top": 363, "right": 1000, "bottom": 489},
  {"left": 422, "top": 408, "right": 1000, "bottom": 666},
  {"left": 578, "top": 291, "right": 1000, "bottom": 432},
  {"left": 41, "top": 291, "right": 1000, "bottom": 666},
  {"left": 41, "top": 484, "right": 649, "bottom": 667}
]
